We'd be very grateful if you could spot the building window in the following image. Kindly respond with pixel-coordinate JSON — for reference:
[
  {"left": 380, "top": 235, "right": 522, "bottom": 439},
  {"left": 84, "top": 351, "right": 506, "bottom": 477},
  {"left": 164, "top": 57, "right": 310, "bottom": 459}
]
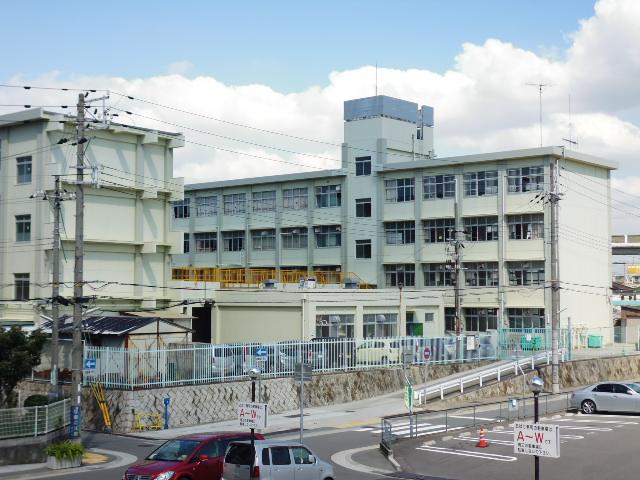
[
  {"left": 183, "top": 233, "right": 190, "bottom": 253},
  {"left": 423, "top": 174, "right": 455, "bottom": 200},
  {"left": 251, "top": 229, "right": 276, "bottom": 251},
  {"left": 508, "top": 261, "right": 545, "bottom": 286},
  {"left": 508, "top": 308, "right": 545, "bottom": 329},
  {"left": 363, "top": 313, "right": 398, "bottom": 338},
  {"left": 464, "top": 262, "right": 499, "bottom": 287},
  {"left": 445, "top": 307, "right": 456, "bottom": 331},
  {"left": 16, "top": 156, "right": 32, "bottom": 184},
  {"left": 195, "top": 196, "right": 217, "bottom": 216},
  {"left": 424, "top": 218, "right": 455, "bottom": 243},
  {"left": 406, "top": 311, "right": 423, "bottom": 336},
  {"left": 283, "top": 188, "right": 308, "bottom": 210},
  {"left": 315, "top": 314, "right": 354, "bottom": 337},
  {"left": 507, "top": 214, "right": 544, "bottom": 240},
  {"left": 356, "top": 239, "right": 372, "bottom": 259},
  {"left": 424, "top": 312, "right": 434, "bottom": 323},
  {"left": 315, "top": 185, "right": 341, "bottom": 208},
  {"left": 222, "top": 231, "right": 244, "bottom": 251},
  {"left": 223, "top": 193, "right": 246, "bottom": 215},
  {"left": 384, "top": 264, "right": 415, "bottom": 287},
  {"left": 385, "top": 221, "right": 415, "bottom": 245},
  {"left": 463, "top": 216, "right": 499, "bottom": 241},
  {"left": 507, "top": 166, "right": 544, "bottom": 193},
  {"left": 194, "top": 232, "right": 217, "bottom": 253},
  {"left": 281, "top": 227, "right": 308, "bottom": 249},
  {"left": 14, "top": 273, "right": 29, "bottom": 300},
  {"left": 16, "top": 214, "right": 31, "bottom": 242},
  {"left": 172, "top": 199, "right": 190, "bottom": 218},
  {"left": 463, "top": 171, "right": 498, "bottom": 197},
  {"left": 423, "top": 263, "right": 453, "bottom": 286},
  {"left": 252, "top": 190, "right": 276, "bottom": 212},
  {"left": 355, "top": 156, "right": 372, "bottom": 176},
  {"left": 385, "top": 178, "right": 415, "bottom": 202},
  {"left": 314, "top": 225, "right": 341, "bottom": 248},
  {"left": 355, "top": 198, "right": 372, "bottom": 218},
  {"left": 464, "top": 308, "right": 498, "bottom": 332}
]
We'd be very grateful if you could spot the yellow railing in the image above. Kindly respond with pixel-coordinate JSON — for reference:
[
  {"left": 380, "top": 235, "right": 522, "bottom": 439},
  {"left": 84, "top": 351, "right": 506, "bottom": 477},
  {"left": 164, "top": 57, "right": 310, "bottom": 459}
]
[{"left": 171, "top": 267, "right": 369, "bottom": 287}]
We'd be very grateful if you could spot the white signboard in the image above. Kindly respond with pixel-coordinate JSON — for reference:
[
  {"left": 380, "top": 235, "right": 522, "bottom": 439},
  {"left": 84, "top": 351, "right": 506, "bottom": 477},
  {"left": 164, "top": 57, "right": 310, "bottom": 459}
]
[
  {"left": 466, "top": 335, "right": 477, "bottom": 351},
  {"left": 238, "top": 402, "right": 268, "bottom": 430},
  {"left": 513, "top": 422, "right": 560, "bottom": 458}
]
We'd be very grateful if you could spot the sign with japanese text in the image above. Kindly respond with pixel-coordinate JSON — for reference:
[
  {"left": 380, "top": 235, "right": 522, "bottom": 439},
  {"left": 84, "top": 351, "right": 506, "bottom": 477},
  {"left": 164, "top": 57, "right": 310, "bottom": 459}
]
[
  {"left": 238, "top": 402, "right": 268, "bottom": 429},
  {"left": 513, "top": 422, "right": 560, "bottom": 458}
]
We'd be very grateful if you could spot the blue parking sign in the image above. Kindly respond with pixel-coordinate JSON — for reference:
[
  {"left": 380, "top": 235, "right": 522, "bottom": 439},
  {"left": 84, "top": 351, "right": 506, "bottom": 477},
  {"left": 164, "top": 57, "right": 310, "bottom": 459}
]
[{"left": 84, "top": 358, "right": 97, "bottom": 370}]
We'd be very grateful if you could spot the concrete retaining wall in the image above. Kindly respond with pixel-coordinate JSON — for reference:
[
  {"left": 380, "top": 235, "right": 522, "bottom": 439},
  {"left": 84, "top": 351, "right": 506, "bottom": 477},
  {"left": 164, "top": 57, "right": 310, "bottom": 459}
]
[{"left": 0, "top": 428, "right": 68, "bottom": 466}]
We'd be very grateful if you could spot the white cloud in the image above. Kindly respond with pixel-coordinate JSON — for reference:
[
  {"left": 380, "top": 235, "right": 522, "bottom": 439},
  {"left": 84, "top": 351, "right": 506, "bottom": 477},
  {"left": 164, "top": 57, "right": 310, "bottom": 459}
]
[{"left": 1, "top": 0, "right": 639, "bottom": 234}]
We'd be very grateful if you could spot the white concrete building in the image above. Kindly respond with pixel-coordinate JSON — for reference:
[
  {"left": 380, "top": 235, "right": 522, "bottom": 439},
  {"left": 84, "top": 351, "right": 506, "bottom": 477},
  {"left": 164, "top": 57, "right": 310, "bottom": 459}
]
[
  {"left": 0, "top": 108, "right": 185, "bottom": 328},
  {"left": 171, "top": 95, "right": 616, "bottom": 343}
]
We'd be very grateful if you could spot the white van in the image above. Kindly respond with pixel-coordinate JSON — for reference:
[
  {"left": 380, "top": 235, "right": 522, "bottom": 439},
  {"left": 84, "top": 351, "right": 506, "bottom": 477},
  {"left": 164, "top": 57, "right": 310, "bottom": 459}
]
[{"left": 223, "top": 440, "right": 334, "bottom": 480}]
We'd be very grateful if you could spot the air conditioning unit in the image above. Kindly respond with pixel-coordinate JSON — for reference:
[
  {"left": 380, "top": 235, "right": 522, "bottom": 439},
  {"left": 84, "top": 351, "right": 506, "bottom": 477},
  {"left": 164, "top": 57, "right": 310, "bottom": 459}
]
[
  {"left": 344, "top": 278, "right": 359, "bottom": 289},
  {"left": 263, "top": 279, "right": 278, "bottom": 289}
]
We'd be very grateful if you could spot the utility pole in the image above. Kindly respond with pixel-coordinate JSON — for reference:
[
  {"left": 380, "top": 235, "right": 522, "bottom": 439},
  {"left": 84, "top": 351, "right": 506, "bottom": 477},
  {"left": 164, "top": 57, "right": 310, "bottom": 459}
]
[
  {"left": 31, "top": 176, "right": 74, "bottom": 400},
  {"left": 550, "top": 151, "right": 562, "bottom": 394},
  {"left": 70, "top": 93, "right": 86, "bottom": 439}
]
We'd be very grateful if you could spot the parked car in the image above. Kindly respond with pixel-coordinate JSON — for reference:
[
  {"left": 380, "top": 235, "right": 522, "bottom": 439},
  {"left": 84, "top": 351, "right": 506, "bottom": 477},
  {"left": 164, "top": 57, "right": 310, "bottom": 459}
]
[
  {"left": 123, "top": 432, "right": 264, "bottom": 480},
  {"left": 355, "top": 338, "right": 400, "bottom": 365},
  {"left": 569, "top": 381, "right": 640, "bottom": 413},
  {"left": 212, "top": 346, "right": 237, "bottom": 378},
  {"left": 223, "top": 440, "right": 334, "bottom": 480}
]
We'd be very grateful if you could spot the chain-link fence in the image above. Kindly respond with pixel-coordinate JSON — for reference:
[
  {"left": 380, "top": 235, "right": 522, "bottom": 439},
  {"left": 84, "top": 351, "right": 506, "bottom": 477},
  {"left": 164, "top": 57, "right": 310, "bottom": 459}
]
[{"left": 0, "top": 399, "right": 69, "bottom": 440}]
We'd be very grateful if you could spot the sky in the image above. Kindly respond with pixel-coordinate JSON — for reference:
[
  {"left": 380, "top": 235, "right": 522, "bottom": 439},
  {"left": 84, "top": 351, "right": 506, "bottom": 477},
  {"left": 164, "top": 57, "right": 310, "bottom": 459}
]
[{"left": 2, "top": 0, "right": 640, "bottom": 238}]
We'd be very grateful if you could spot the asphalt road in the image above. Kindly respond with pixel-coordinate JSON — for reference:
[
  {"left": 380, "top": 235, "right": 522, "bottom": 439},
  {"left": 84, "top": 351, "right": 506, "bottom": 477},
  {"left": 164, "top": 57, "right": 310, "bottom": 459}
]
[{"left": 393, "top": 411, "right": 640, "bottom": 479}]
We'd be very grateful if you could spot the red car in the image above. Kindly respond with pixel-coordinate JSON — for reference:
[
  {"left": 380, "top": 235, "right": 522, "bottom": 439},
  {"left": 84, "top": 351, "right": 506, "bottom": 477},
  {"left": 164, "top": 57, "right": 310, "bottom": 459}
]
[{"left": 123, "top": 431, "right": 265, "bottom": 480}]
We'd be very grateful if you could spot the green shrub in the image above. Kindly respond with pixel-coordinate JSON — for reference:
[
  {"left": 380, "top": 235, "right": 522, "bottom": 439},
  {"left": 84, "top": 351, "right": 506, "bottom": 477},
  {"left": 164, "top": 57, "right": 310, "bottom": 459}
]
[
  {"left": 24, "top": 395, "right": 49, "bottom": 407},
  {"left": 46, "top": 441, "right": 84, "bottom": 460}
]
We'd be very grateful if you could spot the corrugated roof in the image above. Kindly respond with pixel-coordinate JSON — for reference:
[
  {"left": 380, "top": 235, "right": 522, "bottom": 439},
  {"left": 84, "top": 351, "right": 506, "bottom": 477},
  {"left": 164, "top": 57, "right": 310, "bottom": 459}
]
[{"left": 40, "top": 315, "right": 192, "bottom": 336}]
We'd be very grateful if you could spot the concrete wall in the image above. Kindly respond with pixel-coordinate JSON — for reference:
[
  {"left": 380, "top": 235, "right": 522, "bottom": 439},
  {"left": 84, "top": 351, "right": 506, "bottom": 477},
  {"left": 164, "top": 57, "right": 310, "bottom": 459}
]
[
  {"left": 0, "top": 428, "right": 68, "bottom": 466},
  {"left": 80, "top": 361, "right": 489, "bottom": 433}
]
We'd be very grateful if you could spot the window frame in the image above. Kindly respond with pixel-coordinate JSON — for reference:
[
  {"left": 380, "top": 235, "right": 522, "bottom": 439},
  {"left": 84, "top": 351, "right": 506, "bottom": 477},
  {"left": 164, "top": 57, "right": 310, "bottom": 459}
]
[
  {"left": 507, "top": 166, "right": 544, "bottom": 193},
  {"left": 314, "top": 225, "right": 341, "bottom": 248},
  {"left": 16, "top": 156, "right": 32, "bottom": 184},
  {"left": 251, "top": 190, "right": 276, "bottom": 212},
  {"left": 363, "top": 313, "right": 398, "bottom": 338},
  {"left": 355, "top": 239, "right": 372, "bottom": 259},
  {"left": 463, "top": 170, "right": 498, "bottom": 197},
  {"left": 507, "top": 213, "right": 544, "bottom": 240},
  {"left": 423, "top": 263, "right": 453, "bottom": 287},
  {"left": 464, "top": 262, "right": 499, "bottom": 287},
  {"left": 355, "top": 156, "right": 372, "bottom": 176},
  {"left": 507, "top": 308, "right": 545, "bottom": 329},
  {"left": 281, "top": 227, "right": 308, "bottom": 249},
  {"left": 283, "top": 187, "right": 308, "bottom": 210},
  {"left": 383, "top": 264, "right": 415, "bottom": 287},
  {"left": 14, "top": 273, "right": 29, "bottom": 300},
  {"left": 314, "top": 185, "right": 342, "bottom": 208},
  {"left": 423, "top": 218, "right": 455, "bottom": 243},
  {"left": 463, "top": 216, "right": 499, "bottom": 242},
  {"left": 194, "top": 232, "right": 217, "bottom": 253},
  {"left": 195, "top": 196, "right": 217, "bottom": 216},
  {"left": 222, "top": 230, "right": 245, "bottom": 251},
  {"left": 172, "top": 198, "right": 190, "bottom": 219},
  {"left": 384, "top": 178, "right": 415, "bottom": 203},
  {"left": 251, "top": 229, "right": 276, "bottom": 251},
  {"left": 223, "top": 193, "right": 246, "bottom": 215},
  {"left": 355, "top": 197, "right": 372, "bottom": 218},
  {"left": 463, "top": 308, "right": 498, "bottom": 332},
  {"left": 508, "top": 261, "right": 545, "bottom": 286},
  {"left": 15, "top": 214, "right": 31, "bottom": 242},
  {"left": 423, "top": 174, "right": 455, "bottom": 200},
  {"left": 385, "top": 221, "right": 415, "bottom": 245},
  {"left": 183, "top": 232, "right": 190, "bottom": 253},
  {"left": 315, "top": 314, "right": 355, "bottom": 338}
]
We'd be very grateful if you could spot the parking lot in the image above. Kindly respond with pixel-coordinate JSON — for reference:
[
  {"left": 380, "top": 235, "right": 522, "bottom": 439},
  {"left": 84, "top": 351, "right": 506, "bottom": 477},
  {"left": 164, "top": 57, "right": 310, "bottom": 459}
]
[{"left": 393, "top": 411, "right": 640, "bottom": 479}]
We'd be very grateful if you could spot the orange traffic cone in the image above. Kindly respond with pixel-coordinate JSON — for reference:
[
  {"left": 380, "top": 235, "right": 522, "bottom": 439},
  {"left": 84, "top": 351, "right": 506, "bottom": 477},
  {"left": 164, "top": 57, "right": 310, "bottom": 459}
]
[{"left": 476, "top": 426, "right": 490, "bottom": 448}]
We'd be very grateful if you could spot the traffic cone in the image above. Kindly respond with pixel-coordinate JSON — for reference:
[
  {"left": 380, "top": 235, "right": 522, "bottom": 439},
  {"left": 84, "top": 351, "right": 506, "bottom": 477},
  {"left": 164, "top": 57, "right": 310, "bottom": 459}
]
[{"left": 476, "top": 426, "right": 490, "bottom": 448}]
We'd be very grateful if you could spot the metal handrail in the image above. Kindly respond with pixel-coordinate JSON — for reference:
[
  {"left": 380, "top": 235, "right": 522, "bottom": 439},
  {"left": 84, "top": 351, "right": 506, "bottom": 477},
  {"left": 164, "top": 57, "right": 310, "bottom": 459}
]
[{"left": 414, "top": 350, "right": 552, "bottom": 405}]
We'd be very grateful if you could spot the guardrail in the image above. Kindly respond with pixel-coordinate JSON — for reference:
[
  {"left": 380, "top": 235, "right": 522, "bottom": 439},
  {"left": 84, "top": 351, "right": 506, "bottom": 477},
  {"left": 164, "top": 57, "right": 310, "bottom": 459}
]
[
  {"left": 381, "top": 392, "right": 572, "bottom": 451},
  {"left": 414, "top": 351, "right": 552, "bottom": 405},
  {"left": 0, "top": 399, "right": 69, "bottom": 440},
  {"left": 84, "top": 334, "right": 499, "bottom": 389}
]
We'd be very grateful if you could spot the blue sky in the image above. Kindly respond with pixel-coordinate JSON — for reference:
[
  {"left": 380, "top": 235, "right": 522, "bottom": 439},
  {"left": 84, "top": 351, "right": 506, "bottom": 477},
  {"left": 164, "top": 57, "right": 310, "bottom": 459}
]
[{"left": 6, "top": 0, "right": 596, "bottom": 91}]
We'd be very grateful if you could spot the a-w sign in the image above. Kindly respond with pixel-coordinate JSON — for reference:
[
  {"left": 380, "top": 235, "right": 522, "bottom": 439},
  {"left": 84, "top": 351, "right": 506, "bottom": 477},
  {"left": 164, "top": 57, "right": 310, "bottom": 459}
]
[{"left": 513, "top": 422, "right": 560, "bottom": 458}]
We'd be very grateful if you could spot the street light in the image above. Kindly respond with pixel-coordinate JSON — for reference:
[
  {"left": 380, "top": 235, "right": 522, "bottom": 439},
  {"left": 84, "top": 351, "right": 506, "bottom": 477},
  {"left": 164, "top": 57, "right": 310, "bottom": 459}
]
[
  {"left": 530, "top": 375, "right": 544, "bottom": 480},
  {"left": 247, "top": 367, "right": 261, "bottom": 479}
]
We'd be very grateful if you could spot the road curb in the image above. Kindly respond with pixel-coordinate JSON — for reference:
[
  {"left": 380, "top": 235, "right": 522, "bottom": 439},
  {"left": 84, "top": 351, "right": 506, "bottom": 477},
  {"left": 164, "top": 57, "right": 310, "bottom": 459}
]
[{"left": 331, "top": 444, "right": 395, "bottom": 476}]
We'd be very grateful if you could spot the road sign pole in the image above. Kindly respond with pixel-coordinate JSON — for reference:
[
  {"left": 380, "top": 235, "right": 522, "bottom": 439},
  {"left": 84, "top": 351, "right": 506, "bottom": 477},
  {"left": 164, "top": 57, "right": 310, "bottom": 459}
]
[
  {"left": 534, "top": 391, "right": 540, "bottom": 480},
  {"left": 299, "top": 373, "right": 304, "bottom": 442}
]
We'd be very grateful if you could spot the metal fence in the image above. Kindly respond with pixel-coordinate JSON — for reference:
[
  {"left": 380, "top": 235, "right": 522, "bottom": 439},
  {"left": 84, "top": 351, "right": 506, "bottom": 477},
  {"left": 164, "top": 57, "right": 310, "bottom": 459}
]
[
  {"left": 381, "top": 392, "right": 572, "bottom": 449},
  {"left": 84, "top": 334, "right": 499, "bottom": 389},
  {"left": 0, "top": 399, "right": 69, "bottom": 440}
]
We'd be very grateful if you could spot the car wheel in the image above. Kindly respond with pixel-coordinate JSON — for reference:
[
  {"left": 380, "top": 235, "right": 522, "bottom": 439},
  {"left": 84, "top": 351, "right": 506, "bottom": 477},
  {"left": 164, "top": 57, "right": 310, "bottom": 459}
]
[{"left": 581, "top": 399, "right": 597, "bottom": 414}]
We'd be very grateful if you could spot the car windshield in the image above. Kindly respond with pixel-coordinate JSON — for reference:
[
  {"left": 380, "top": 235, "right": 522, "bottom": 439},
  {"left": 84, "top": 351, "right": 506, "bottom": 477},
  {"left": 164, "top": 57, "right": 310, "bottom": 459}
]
[
  {"left": 147, "top": 439, "right": 199, "bottom": 462},
  {"left": 627, "top": 383, "right": 640, "bottom": 394}
]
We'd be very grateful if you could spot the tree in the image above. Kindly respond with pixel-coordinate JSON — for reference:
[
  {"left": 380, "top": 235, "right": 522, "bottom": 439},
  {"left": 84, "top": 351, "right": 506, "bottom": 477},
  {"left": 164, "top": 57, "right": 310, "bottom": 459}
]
[{"left": 0, "top": 327, "right": 47, "bottom": 407}]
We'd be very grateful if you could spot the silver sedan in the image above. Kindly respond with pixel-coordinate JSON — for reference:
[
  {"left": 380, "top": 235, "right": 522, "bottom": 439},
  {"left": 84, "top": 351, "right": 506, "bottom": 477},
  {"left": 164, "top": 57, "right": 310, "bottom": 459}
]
[{"left": 570, "top": 381, "right": 640, "bottom": 414}]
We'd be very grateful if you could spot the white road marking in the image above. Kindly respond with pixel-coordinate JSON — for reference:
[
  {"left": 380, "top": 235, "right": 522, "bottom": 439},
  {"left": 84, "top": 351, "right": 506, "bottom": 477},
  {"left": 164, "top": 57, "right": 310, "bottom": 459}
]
[
  {"left": 416, "top": 445, "right": 517, "bottom": 462},
  {"left": 356, "top": 423, "right": 446, "bottom": 436},
  {"left": 454, "top": 436, "right": 515, "bottom": 446},
  {"left": 449, "top": 415, "right": 497, "bottom": 421},
  {"left": 577, "top": 414, "right": 640, "bottom": 419},
  {"left": 560, "top": 426, "right": 612, "bottom": 431},
  {"left": 555, "top": 419, "right": 637, "bottom": 424}
]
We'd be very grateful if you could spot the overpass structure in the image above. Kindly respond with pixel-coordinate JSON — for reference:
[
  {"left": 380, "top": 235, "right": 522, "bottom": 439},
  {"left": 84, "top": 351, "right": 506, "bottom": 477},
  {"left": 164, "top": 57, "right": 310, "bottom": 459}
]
[{"left": 612, "top": 234, "right": 640, "bottom": 255}]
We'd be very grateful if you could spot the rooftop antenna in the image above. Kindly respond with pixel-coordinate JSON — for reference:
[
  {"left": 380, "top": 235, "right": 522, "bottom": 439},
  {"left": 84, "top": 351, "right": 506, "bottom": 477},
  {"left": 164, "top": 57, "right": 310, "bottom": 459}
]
[
  {"left": 562, "top": 93, "right": 578, "bottom": 150},
  {"left": 525, "top": 82, "right": 555, "bottom": 147}
]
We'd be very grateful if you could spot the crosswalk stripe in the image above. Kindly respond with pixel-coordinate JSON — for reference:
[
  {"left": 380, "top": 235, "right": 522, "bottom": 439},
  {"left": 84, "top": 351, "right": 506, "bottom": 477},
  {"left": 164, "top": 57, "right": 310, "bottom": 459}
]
[
  {"left": 449, "top": 415, "right": 497, "bottom": 421},
  {"left": 490, "top": 430, "right": 583, "bottom": 439},
  {"left": 416, "top": 445, "right": 517, "bottom": 462}
]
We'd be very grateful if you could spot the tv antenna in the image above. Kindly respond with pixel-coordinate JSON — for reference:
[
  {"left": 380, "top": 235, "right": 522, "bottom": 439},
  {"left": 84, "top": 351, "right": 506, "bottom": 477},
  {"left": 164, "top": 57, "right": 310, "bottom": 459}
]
[
  {"left": 525, "top": 82, "right": 555, "bottom": 147},
  {"left": 562, "top": 94, "right": 578, "bottom": 149}
]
